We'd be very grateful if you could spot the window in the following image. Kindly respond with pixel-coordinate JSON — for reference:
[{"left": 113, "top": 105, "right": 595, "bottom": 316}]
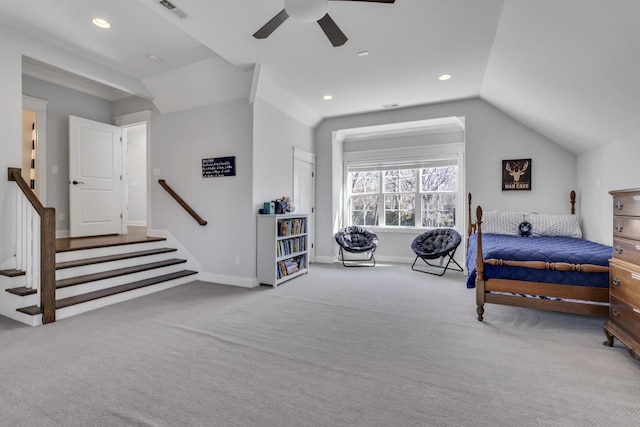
[{"left": 347, "top": 160, "right": 458, "bottom": 229}]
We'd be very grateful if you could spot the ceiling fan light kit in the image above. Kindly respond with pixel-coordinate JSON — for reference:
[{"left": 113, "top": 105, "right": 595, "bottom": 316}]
[
  {"left": 253, "top": 0, "right": 395, "bottom": 47},
  {"left": 284, "top": 0, "right": 328, "bottom": 22}
]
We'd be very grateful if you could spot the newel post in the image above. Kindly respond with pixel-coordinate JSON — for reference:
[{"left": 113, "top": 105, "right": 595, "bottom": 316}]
[{"left": 41, "top": 207, "right": 56, "bottom": 324}]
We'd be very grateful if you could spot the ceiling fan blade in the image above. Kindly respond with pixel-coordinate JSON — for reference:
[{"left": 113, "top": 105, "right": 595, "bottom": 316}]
[
  {"left": 317, "top": 14, "right": 348, "bottom": 47},
  {"left": 253, "top": 9, "right": 289, "bottom": 39},
  {"left": 329, "top": 0, "right": 395, "bottom": 3}
]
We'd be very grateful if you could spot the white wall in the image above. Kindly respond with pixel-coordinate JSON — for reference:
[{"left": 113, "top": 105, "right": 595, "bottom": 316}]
[
  {"left": 252, "top": 97, "right": 314, "bottom": 210},
  {"left": 315, "top": 98, "right": 578, "bottom": 262},
  {"left": 114, "top": 97, "right": 256, "bottom": 285},
  {"left": 577, "top": 131, "right": 640, "bottom": 245},
  {"left": 0, "top": 28, "right": 23, "bottom": 266}
]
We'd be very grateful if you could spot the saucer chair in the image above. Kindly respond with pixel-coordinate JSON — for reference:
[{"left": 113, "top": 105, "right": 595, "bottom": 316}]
[
  {"left": 411, "top": 228, "right": 463, "bottom": 276},
  {"left": 334, "top": 226, "right": 379, "bottom": 267}
]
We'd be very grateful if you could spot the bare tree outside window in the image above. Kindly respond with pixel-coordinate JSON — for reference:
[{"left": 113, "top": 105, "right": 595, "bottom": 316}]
[
  {"left": 350, "top": 171, "right": 380, "bottom": 226},
  {"left": 384, "top": 169, "right": 416, "bottom": 226},
  {"left": 348, "top": 164, "right": 456, "bottom": 229},
  {"left": 421, "top": 166, "right": 457, "bottom": 227}
]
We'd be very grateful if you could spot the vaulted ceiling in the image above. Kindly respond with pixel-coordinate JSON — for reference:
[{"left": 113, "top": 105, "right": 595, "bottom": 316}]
[{"left": 1, "top": 0, "right": 638, "bottom": 155}]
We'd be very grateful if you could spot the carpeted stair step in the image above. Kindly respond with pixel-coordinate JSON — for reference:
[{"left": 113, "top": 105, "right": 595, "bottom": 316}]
[
  {"left": 55, "top": 247, "right": 178, "bottom": 270},
  {"left": 55, "top": 258, "right": 187, "bottom": 289},
  {"left": 16, "top": 269, "right": 198, "bottom": 315}
]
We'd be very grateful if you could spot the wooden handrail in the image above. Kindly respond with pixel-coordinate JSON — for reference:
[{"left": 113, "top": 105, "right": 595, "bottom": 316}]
[
  {"left": 8, "top": 168, "right": 56, "bottom": 324},
  {"left": 158, "top": 179, "right": 207, "bottom": 226}
]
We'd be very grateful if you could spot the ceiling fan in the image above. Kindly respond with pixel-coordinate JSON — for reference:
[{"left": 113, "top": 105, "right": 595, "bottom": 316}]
[{"left": 253, "top": 0, "right": 396, "bottom": 47}]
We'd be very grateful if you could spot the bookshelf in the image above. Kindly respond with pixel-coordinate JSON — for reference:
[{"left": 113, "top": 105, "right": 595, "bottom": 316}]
[{"left": 257, "top": 214, "right": 309, "bottom": 287}]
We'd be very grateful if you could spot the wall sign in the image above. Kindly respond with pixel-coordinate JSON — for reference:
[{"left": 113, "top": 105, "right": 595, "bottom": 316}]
[
  {"left": 502, "top": 158, "right": 531, "bottom": 191},
  {"left": 202, "top": 156, "right": 236, "bottom": 178}
]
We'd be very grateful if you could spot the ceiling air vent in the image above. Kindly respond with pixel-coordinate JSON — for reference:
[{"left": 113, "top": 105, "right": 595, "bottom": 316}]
[{"left": 158, "top": 0, "right": 189, "bottom": 19}]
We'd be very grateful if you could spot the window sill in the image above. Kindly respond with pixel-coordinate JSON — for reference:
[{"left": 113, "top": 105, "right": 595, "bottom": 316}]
[{"left": 366, "top": 226, "right": 456, "bottom": 235}]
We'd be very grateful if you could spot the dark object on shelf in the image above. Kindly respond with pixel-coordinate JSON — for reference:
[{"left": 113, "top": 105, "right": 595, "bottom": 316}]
[
  {"left": 334, "top": 226, "right": 378, "bottom": 267},
  {"left": 411, "top": 228, "right": 463, "bottom": 276},
  {"left": 274, "top": 199, "right": 287, "bottom": 214}
]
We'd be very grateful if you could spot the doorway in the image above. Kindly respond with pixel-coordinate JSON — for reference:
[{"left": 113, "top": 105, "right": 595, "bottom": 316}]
[
  {"left": 293, "top": 147, "right": 316, "bottom": 262},
  {"left": 123, "top": 124, "right": 147, "bottom": 228},
  {"left": 64, "top": 113, "right": 150, "bottom": 238},
  {"left": 22, "top": 95, "right": 48, "bottom": 205}
]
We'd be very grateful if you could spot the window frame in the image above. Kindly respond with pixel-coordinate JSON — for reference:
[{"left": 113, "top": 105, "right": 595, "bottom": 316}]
[{"left": 343, "top": 144, "right": 464, "bottom": 234}]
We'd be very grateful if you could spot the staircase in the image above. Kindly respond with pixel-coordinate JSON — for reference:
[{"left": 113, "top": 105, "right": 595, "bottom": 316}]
[{"left": 1, "top": 234, "right": 197, "bottom": 326}]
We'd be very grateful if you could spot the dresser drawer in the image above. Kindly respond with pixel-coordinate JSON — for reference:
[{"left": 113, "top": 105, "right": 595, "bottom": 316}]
[
  {"left": 613, "top": 237, "right": 640, "bottom": 264},
  {"left": 612, "top": 191, "right": 640, "bottom": 217},
  {"left": 610, "top": 262, "right": 640, "bottom": 308},
  {"left": 610, "top": 295, "right": 640, "bottom": 338},
  {"left": 613, "top": 216, "right": 640, "bottom": 241}
]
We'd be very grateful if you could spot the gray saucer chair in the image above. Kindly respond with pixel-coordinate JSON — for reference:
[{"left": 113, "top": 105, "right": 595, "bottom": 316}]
[
  {"left": 411, "top": 228, "right": 463, "bottom": 276},
  {"left": 334, "top": 226, "right": 379, "bottom": 267}
]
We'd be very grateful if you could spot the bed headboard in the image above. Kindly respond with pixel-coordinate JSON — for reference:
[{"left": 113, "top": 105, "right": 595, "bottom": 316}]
[{"left": 467, "top": 190, "right": 578, "bottom": 240}]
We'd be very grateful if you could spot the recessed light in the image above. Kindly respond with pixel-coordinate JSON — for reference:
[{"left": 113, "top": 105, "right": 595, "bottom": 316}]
[
  {"left": 92, "top": 18, "right": 111, "bottom": 29},
  {"left": 322, "top": 95, "right": 333, "bottom": 100},
  {"left": 147, "top": 54, "right": 163, "bottom": 64},
  {"left": 439, "top": 74, "right": 452, "bottom": 81},
  {"left": 357, "top": 50, "right": 369, "bottom": 57}
]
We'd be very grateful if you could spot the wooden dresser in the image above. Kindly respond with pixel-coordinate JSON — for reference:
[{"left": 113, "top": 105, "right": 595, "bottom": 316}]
[{"left": 604, "top": 188, "right": 640, "bottom": 360}]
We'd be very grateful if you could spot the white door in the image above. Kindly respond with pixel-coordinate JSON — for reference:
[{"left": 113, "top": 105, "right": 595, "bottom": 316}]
[
  {"left": 293, "top": 147, "right": 316, "bottom": 262},
  {"left": 69, "top": 115, "right": 123, "bottom": 237}
]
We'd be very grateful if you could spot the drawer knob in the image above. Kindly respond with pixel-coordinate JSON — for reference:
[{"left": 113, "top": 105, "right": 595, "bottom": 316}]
[
  {"left": 615, "top": 245, "right": 623, "bottom": 254},
  {"left": 615, "top": 201, "right": 624, "bottom": 210},
  {"left": 612, "top": 308, "right": 620, "bottom": 317},
  {"left": 615, "top": 223, "right": 624, "bottom": 232},
  {"left": 612, "top": 277, "right": 621, "bottom": 286}
]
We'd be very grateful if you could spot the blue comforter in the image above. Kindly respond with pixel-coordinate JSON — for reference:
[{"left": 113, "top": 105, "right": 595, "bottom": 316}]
[{"left": 466, "top": 234, "right": 611, "bottom": 289}]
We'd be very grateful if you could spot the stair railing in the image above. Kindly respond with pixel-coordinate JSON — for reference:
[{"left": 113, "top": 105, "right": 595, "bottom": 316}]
[
  {"left": 8, "top": 168, "right": 56, "bottom": 324},
  {"left": 158, "top": 179, "right": 208, "bottom": 226}
]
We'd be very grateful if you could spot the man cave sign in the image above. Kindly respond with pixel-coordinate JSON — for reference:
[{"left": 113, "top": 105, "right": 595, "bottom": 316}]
[{"left": 502, "top": 159, "right": 531, "bottom": 191}]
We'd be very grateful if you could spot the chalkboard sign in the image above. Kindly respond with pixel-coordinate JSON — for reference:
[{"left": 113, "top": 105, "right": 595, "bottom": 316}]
[{"left": 202, "top": 156, "right": 236, "bottom": 178}]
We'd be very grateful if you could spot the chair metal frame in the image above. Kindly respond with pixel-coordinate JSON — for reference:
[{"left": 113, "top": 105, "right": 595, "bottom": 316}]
[
  {"left": 411, "top": 248, "right": 463, "bottom": 276},
  {"left": 338, "top": 246, "right": 376, "bottom": 267},
  {"left": 411, "top": 229, "right": 464, "bottom": 276}
]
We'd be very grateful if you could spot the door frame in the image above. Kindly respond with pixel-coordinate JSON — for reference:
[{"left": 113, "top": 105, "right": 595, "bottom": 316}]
[
  {"left": 114, "top": 110, "right": 151, "bottom": 235},
  {"left": 22, "top": 95, "right": 48, "bottom": 205},
  {"left": 293, "top": 147, "right": 316, "bottom": 262}
]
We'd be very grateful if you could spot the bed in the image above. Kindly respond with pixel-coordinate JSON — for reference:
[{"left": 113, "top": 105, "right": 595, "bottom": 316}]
[{"left": 466, "top": 191, "right": 612, "bottom": 321}]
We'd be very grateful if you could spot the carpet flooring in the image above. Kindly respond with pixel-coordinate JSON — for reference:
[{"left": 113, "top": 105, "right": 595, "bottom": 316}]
[{"left": 0, "top": 262, "right": 639, "bottom": 426}]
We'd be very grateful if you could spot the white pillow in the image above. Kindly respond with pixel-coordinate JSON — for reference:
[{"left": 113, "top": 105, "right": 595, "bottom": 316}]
[
  {"left": 529, "top": 213, "right": 582, "bottom": 238},
  {"left": 481, "top": 210, "right": 530, "bottom": 236}
]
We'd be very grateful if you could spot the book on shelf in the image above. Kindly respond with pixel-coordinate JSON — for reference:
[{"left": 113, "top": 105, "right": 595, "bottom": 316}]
[
  {"left": 276, "top": 254, "right": 306, "bottom": 279},
  {"left": 278, "top": 217, "right": 306, "bottom": 237}
]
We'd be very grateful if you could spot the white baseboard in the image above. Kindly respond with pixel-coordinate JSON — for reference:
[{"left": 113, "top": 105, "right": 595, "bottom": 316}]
[
  {"left": 127, "top": 220, "right": 147, "bottom": 227},
  {"left": 314, "top": 255, "right": 414, "bottom": 264},
  {"left": 198, "top": 272, "right": 259, "bottom": 288},
  {"left": 56, "top": 229, "right": 70, "bottom": 239},
  {"left": 376, "top": 255, "right": 413, "bottom": 264},
  {"left": 313, "top": 256, "right": 337, "bottom": 264},
  {"left": 149, "top": 228, "right": 202, "bottom": 272}
]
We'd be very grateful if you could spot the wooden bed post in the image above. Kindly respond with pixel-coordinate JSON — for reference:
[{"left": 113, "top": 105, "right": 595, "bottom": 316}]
[
  {"left": 570, "top": 190, "right": 576, "bottom": 215},
  {"left": 475, "top": 205, "right": 486, "bottom": 321},
  {"left": 467, "top": 192, "right": 474, "bottom": 248}
]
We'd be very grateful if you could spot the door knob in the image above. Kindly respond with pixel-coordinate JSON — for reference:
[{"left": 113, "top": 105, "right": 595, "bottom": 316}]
[{"left": 72, "top": 180, "right": 85, "bottom": 185}]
